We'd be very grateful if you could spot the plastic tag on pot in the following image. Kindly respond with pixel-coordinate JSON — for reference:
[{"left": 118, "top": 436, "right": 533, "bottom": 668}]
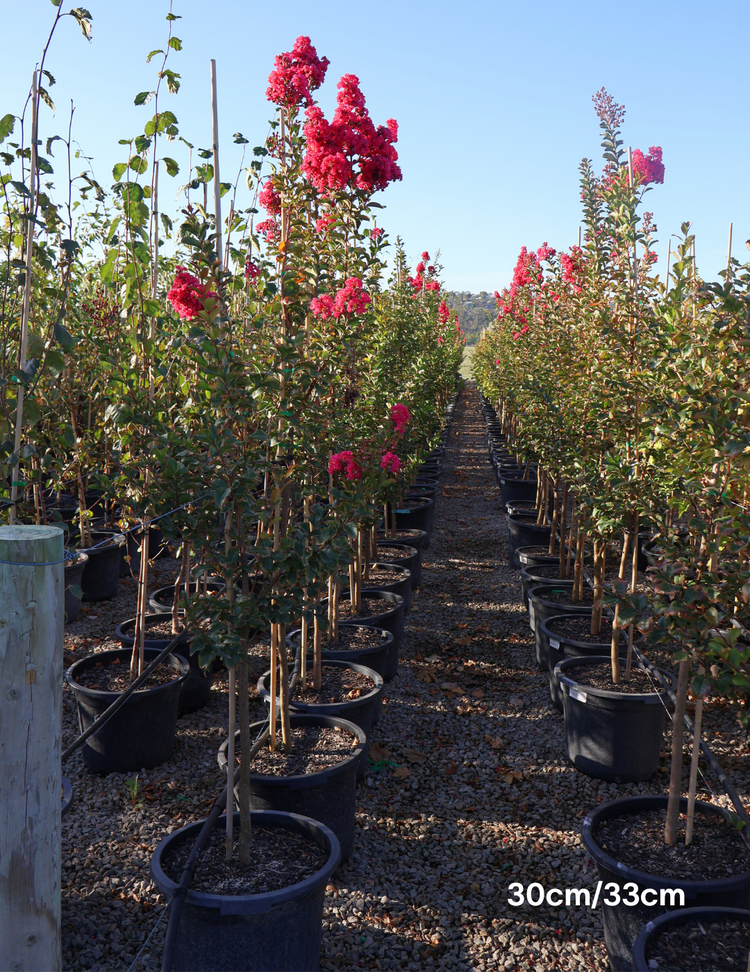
[
  {"left": 569, "top": 686, "right": 587, "bottom": 703},
  {"left": 549, "top": 639, "right": 560, "bottom": 650}
]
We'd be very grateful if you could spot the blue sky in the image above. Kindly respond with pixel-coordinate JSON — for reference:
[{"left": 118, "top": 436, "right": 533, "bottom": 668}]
[{"left": 4, "top": 1, "right": 749, "bottom": 296}]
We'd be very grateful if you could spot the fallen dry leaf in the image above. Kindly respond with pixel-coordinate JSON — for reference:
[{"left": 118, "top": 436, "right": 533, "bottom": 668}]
[
  {"left": 456, "top": 622, "right": 468, "bottom": 630},
  {"left": 444, "top": 761, "right": 458, "bottom": 775},
  {"left": 369, "top": 742, "right": 391, "bottom": 762},
  {"left": 454, "top": 636, "right": 472, "bottom": 646},
  {"left": 392, "top": 766, "right": 411, "bottom": 780},
  {"left": 470, "top": 688, "right": 485, "bottom": 700},
  {"left": 485, "top": 735, "right": 503, "bottom": 750},
  {"left": 440, "top": 682, "right": 460, "bottom": 691},
  {"left": 403, "top": 748, "right": 426, "bottom": 765}
]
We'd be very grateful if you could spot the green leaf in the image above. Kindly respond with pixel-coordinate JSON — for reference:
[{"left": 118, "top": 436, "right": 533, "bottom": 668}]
[
  {"left": 219, "top": 182, "right": 232, "bottom": 197},
  {"left": 67, "top": 583, "right": 83, "bottom": 600},
  {"left": 128, "top": 154, "right": 148, "bottom": 175},
  {"left": 0, "top": 114, "right": 15, "bottom": 143},
  {"left": 134, "top": 135, "right": 152, "bottom": 153},
  {"left": 69, "top": 7, "right": 93, "bottom": 41},
  {"left": 166, "top": 12, "right": 181, "bottom": 19},
  {"left": 54, "top": 322, "right": 77, "bottom": 350},
  {"left": 37, "top": 156, "right": 53, "bottom": 174},
  {"left": 162, "top": 156, "right": 179, "bottom": 177},
  {"left": 146, "top": 49, "right": 164, "bottom": 64},
  {"left": 39, "top": 87, "right": 55, "bottom": 111},
  {"left": 46, "top": 348, "right": 65, "bottom": 378},
  {"left": 23, "top": 398, "right": 41, "bottom": 426},
  {"left": 169, "top": 37, "right": 182, "bottom": 50},
  {"left": 233, "top": 132, "right": 249, "bottom": 144},
  {"left": 112, "top": 161, "right": 127, "bottom": 181},
  {"left": 134, "top": 91, "right": 153, "bottom": 107},
  {"left": 27, "top": 333, "right": 44, "bottom": 358}
]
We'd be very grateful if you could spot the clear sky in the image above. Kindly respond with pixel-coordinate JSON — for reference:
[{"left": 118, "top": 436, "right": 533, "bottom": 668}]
[{"left": 3, "top": 0, "right": 749, "bottom": 296}]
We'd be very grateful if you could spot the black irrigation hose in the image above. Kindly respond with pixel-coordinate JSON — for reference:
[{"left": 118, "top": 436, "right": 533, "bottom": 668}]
[
  {"left": 62, "top": 630, "right": 188, "bottom": 763},
  {"left": 160, "top": 667, "right": 300, "bottom": 972}
]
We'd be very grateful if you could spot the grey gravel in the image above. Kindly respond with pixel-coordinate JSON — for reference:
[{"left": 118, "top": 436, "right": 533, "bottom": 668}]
[{"left": 59, "top": 380, "right": 750, "bottom": 970}]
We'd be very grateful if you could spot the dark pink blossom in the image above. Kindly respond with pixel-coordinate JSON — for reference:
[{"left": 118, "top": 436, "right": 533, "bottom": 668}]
[
  {"left": 167, "top": 266, "right": 217, "bottom": 320},
  {"left": 421, "top": 251, "right": 430, "bottom": 261},
  {"left": 390, "top": 403, "right": 410, "bottom": 435},
  {"left": 259, "top": 181, "right": 281, "bottom": 216},
  {"left": 244, "top": 259, "right": 260, "bottom": 281},
  {"left": 371, "top": 227, "right": 383, "bottom": 239},
  {"left": 438, "top": 301, "right": 450, "bottom": 324},
  {"left": 256, "top": 218, "right": 279, "bottom": 243},
  {"left": 631, "top": 146, "right": 664, "bottom": 185},
  {"left": 310, "top": 278, "right": 370, "bottom": 320},
  {"left": 303, "top": 74, "right": 401, "bottom": 193},
  {"left": 380, "top": 451, "right": 401, "bottom": 473},
  {"left": 266, "top": 36, "right": 330, "bottom": 109}
]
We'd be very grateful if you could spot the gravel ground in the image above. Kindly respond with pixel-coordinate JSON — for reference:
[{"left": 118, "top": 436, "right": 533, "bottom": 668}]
[{"left": 60, "top": 380, "right": 750, "bottom": 971}]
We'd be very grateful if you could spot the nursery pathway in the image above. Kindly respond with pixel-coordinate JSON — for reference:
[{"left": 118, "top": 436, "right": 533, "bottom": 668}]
[
  {"left": 316, "top": 380, "right": 613, "bottom": 972},
  {"left": 58, "top": 380, "right": 750, "bottom": 971}
]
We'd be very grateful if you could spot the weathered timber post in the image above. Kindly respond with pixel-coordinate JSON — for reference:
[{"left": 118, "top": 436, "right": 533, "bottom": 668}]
[{"left": 0, "top": 526, "right": 64, "bottom": 971}]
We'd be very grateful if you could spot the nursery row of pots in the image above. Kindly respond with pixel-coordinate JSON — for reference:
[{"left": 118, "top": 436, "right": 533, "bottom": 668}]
[
  {"left": 61, "top": 399, "right": 457, "bottom": 971},
  {"left": 481, "top": 392, "right": 750, "bottom": 972}
]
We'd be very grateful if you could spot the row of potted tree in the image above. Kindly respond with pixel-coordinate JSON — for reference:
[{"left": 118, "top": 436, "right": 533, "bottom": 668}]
[
  {"left": 2, "top": 9, "right": 464, "bottom": 969},
  {"left": 474, "top": 89, "right": 750, "bottom": 971}
]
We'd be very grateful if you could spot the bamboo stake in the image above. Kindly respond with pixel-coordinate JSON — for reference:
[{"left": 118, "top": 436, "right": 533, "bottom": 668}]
[
  {"left": 237, "top": 652, "right": 251, "bottom": 862},
  {"left": 565, "top": 496, "right": 576, "bottom": 579},
  {"left": 269, "top": 623, "right": 277, "bottom": 751},
  {"left": 665, "top": 659, "right": 691, "bottom": 845},
  {"left": 727, "top": 222, "right": 733, "bottom": 274},
  {"left": 685, "top": 693, "right": 704, "bottom": 846},
  {"left": 210, "top": 59, "right": 222, "bottom": 265},
  {"left": 665, "top": 241, "right": 671, "bottom": 295},
  {"left": 548, "top": 475, "right": 560, "bottom": 555},
  {"left": 10, "top": 71, "right": 38, "bottom": 525},
  {"left": 624, "top": 514, "right": 640, "bottom": 680},
  {"left": 558, "top": 484, "right": 569, "bottom": 575},
  {"left": 226, "top": 666, "right": 235, "bottom": 860},
  {"left": 313, "top": 610, "right": 322, "bottom": 690}
]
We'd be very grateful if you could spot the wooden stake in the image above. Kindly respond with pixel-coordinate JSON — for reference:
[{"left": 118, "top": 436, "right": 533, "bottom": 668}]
[
  {"left": 210, "top": 59, "right": 223, "bottom": 265},
  {"left": 226, "top": 665, "right": 235, "bottom": 859},
  {"left": 269, "top": 623, "right": 277, "bottom": 750},
  {"left": 665, "top": 659, "right": 690, "bottom": 845},
  {"left": 685, "top": 694, "right": 704, "bottom": 846},
  {"left": 0, "top": 525, "right": 64, "bottom": 971},
  {"left": 10, "top": 72, "right": 38, "bottom": 525},
  {"left": 727, "top": 222, "right": 733, "bottom": 274}
]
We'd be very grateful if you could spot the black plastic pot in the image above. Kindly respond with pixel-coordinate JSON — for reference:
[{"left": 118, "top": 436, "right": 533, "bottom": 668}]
[
  {"left": 65, "top": 647, "right": 188, "bottom": 773},
  {"left": 541, "top": 613, "right": 628, "bottom": 711},
  {"left": 527, "top": 583, "right": 594, "bottom": 669},
  {"left": 557, "top": 656, "right": 669, "bottom": 782},
  {"left": 376, "top": 529, "right": 427, "bottom": 587},
  {"left": 632, "top": 906, "right": 750, "bottom": 972},
  {"left": 520, "top": 563, "right": 574, "bottom": 609},
  {"left": 114, "top": 613, "right": 213, "bottom": 715},
  {"left": 64, "top": 550, "right": 88, "bottom": 622},
  {"left": 507, "top": 514, "right": 550, "bottom": 568},
  {"left": 149, "top": 579, "right": 226, "bottom": 614},
  {"left": 78, "top": 531, "right": 125, "bottom": 601},
  {"left": 517, "top": 546, "right": 562, "bottom": 569},
  {"left": 499, "top": 473, "right": 538, "bottom": 508},
  {"left": 385, "top": 498, "right": 433, "bottom": 548},
  {"left": 582, "top": 796, "right": 750, "bottom": 972},
  {"left": 125, "top": 522, "right": 170, "bottom": 576},
  {"left": 354, "top": 562, "right": 411, "bottom": 613},
  {"left": 372, "top": 542, "right": 419, "bottom": 589},
  {"left": 150, "top": 810, "right": 341, "bottom": 972},
  {"left": 405, "top": 488, "right": 437, "bottom": 533},
  {"left": 505, "top": 500, "right": 537, "bottom": 517},
  {"left": 326, "top": 590, "right": 405, "bottom": 681},
  {"left": 286, "top": 624, "right": 393, "bottom": 681},
  {"left": 257, "top": 660, "right": 383, "bottom": 783},
  {"left": 217, "top": 715, "right": 365, "bottom": 862}
]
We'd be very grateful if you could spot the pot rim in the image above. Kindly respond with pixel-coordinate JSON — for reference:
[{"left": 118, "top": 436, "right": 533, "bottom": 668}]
[
  {"left": 556, "top": 655, "right": 670, "bottom": 702},
  {"left": 65, "top": 646, "right": 189, "bottom": 699},
  {"left": 541, "top": 614, "right": 634, "bottom": 652},
  {"left": 216, "top": 714, "right": 366, "bottom": 787},
  {"left": 632, "top": 905, "right": 750, "bottom": 972},
  {"left": 286, "top": 623, "right": 394, "bottom": 650},
  {"left": 527, "top": 583, "right": 593, "bottom": 611},
  {"left": 582, "top": 795, "right": 750, "bottom": 894},
  {"left": 150, "top": 810, "right": 341, "bottom": 914},
  {"left": 257, "top": 658, "right": 384, "bottom": 713}
]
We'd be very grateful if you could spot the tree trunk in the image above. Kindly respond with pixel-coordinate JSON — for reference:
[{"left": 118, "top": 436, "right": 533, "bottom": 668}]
[{"left": 665, "top": 659, "right": 690, "bottom": 845}]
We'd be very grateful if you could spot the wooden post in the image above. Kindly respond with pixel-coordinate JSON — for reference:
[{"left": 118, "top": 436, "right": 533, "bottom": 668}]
[{"left": 0, "top": 525, "right": 64, "bottom": 972}]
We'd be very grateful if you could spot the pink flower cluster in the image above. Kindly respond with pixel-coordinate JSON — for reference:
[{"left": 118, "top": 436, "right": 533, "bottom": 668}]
[
  {"left": 370, "top": 227, "right": 383, "bottom": 239},
  {"left": 380, "top": 451, "right": 401, "bottom": 473},
  {"left": 256, "top": 218, "right": 279, "bottom": 244},
  {"left": 303, "top": 74, "right": 401, "bottom": 193},
  {"left": 259, "top": 181, "right": 281, "bottom": 216},
  {"left": 315, "top": 216, "right": 335, "bottom": 234},
  {"left": 391, "top": 403, "right": 410, "bottom": 435},
  {"left": 631, "top": 146, "right": 664, "bottom": 185},
  {"left": 310, "top": 278, "right": 371, "bottom": 321},
  {"left": 560, "top": 246, "right": 584, "bottom": 293},
  {"left": 536, "top": 242, "right": 556, "bottom": 262},
  {"left": 244, "top": 259, "right": 260, "bottom": 281},
  {"left": 512, "top": 324, "right": 530, "bottom": 341},
  {"left": 438, "top": 300, "right": 450, "bottom": 324},
  {"left": 329, "top": 450, "right": 362, "bottom": 480},
  {"left": 409, "top": 260, "right": 440, "bottom": 294},
  {"left": 266, "top": 36, "right": 330, "bottom": 109},
  {"left": 167, "top": 267, "right": 217, "bottom": 320}
]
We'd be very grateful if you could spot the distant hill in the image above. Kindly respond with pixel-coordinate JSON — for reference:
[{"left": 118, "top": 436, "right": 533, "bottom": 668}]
[{"left": 443, "top": 291, "right": 496, "bottom": 344}]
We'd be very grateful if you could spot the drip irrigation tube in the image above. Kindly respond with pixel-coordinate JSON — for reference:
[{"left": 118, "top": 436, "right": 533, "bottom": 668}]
[{"left": 62, "top": 630, "right": 188, "bottom": 763}]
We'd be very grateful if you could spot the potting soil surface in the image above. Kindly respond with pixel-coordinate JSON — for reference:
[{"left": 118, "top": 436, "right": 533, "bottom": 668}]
[
  {"left": 648, "top": 916, "right": 750, "bottom": 971},
  {"left": 293, "top": 667, "right": 375, "bottom": 704},
  {"left": 160, "top": 824, "right": 328, "bottom": 895},
  {"left": 59, "top": 380, "right": 750, "bottom": 972}
]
